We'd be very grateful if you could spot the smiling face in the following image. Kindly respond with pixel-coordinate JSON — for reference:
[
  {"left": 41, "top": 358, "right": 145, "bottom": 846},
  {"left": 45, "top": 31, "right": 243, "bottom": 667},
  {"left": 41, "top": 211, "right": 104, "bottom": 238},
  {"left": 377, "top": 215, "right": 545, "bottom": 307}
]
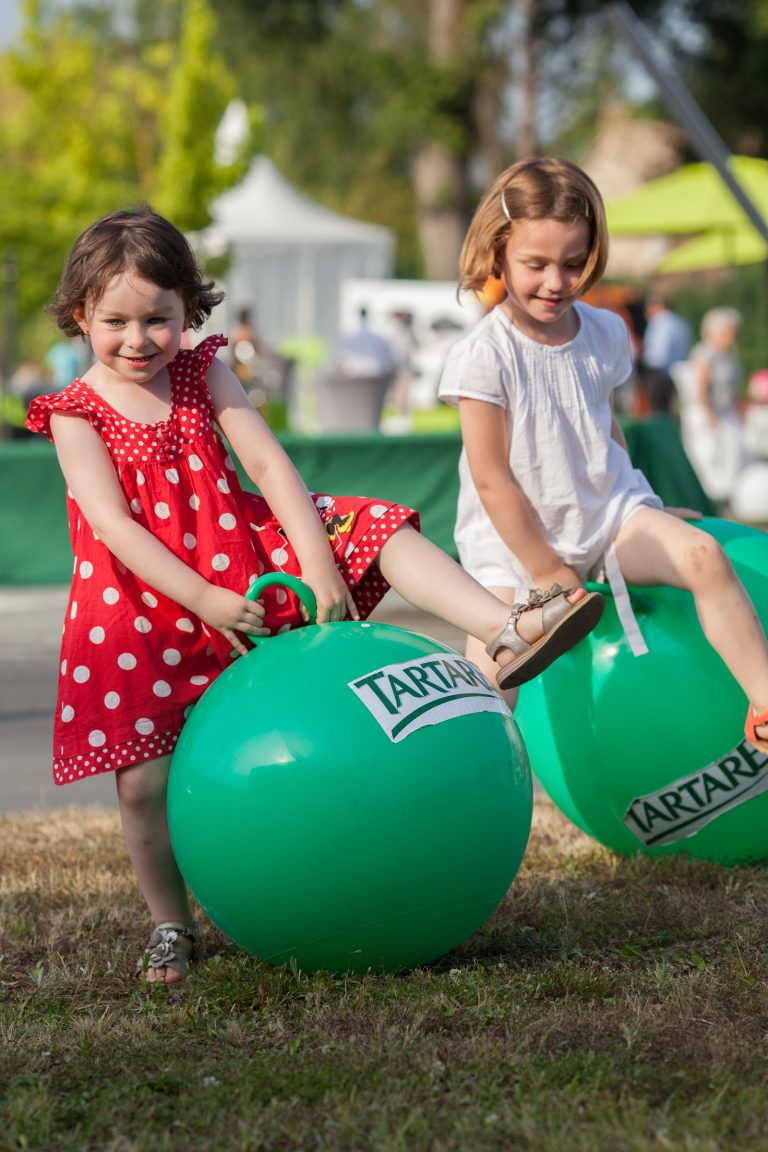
[
  {"left": 498, "top": 217, "right": 591, "bottom": 343},
  {"left": 75, "top": 270, "right": 187, "bottom": 387}
]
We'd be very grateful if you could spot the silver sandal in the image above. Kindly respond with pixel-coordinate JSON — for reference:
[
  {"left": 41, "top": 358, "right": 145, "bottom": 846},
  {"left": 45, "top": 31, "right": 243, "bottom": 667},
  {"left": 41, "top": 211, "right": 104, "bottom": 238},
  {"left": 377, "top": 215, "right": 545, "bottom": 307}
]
[
  {"left": 486, "top": 584, "right": 604, "bottom": 690},
  {"left": 136, "top": 921, "right": 199, "bottom": 981}
]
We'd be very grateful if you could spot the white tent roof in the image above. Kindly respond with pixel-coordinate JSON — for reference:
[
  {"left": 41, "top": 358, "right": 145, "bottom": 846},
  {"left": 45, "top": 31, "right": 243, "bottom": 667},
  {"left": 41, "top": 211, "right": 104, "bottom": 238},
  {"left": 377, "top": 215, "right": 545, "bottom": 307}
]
[{"left": 209, "top": 155, "right": 392, "bottom": 247}]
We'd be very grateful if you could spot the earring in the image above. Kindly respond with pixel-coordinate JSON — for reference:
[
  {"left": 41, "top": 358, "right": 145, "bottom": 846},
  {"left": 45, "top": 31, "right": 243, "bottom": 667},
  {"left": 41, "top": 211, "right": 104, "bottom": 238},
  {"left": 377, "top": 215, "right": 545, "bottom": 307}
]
[{"left": 478, "top": 271, "right": 506, "bottom": 308}]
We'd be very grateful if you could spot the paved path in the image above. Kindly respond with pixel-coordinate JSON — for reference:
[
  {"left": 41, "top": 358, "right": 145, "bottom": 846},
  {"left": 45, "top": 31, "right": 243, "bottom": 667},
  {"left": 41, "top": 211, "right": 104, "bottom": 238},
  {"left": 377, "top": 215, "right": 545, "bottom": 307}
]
[{"left": 0, "top": 586, "right": 466, "bottom": 813}]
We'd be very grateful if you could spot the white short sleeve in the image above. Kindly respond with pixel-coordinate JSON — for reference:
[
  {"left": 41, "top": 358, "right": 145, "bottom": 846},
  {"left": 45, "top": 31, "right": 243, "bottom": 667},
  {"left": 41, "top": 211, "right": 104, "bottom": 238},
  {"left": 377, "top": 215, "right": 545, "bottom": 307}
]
[{"left": 438, "top": 317, "right": 510, "bottom": 409}]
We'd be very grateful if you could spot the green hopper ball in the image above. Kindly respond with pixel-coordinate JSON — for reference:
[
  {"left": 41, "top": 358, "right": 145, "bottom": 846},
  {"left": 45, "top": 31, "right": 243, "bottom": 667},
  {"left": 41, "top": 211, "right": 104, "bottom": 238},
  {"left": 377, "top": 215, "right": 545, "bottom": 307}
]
[
  {"left": 516, "top": 519, "right": 768, "bottom": 865},
  {"left": 168, "top": 573, "right": 533, "bottom": 973}
]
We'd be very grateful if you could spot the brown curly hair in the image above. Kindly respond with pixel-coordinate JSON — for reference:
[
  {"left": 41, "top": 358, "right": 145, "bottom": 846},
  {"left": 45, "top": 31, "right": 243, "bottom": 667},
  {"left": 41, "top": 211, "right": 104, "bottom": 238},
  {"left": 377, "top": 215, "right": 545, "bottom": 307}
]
[
  {"left": 459, "top": 157, "right": 609, "bottom": 300},
  {"left": 47, "top": 205, "right": 225, "bottom": 337}
]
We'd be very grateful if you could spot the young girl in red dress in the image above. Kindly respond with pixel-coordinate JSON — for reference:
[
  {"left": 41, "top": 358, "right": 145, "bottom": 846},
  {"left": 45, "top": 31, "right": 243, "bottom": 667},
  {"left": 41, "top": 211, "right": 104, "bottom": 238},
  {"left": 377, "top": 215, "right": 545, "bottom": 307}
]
[{"left": 27, "top": 206, "right": 601, "bottom": 983}]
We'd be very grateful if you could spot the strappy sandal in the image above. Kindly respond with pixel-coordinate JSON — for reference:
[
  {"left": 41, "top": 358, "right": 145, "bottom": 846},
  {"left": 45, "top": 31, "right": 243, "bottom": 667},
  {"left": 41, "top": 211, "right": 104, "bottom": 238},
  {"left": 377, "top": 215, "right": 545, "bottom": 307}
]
[
  {"left": 486, "top": 584, "right": 605, "bottom": 690},
  {"left": 136, "top": 921, "right": 199, "bottom": 982},
  {"left": 745, "top": 708, "right": 768, "bottom": 755}
]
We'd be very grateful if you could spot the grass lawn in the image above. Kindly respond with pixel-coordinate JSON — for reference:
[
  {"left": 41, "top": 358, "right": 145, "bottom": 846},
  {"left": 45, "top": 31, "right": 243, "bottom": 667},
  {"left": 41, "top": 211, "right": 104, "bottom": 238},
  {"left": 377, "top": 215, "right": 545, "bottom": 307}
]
[{"left": 1, "top": 797, "right": 767, "bottom": 1152}]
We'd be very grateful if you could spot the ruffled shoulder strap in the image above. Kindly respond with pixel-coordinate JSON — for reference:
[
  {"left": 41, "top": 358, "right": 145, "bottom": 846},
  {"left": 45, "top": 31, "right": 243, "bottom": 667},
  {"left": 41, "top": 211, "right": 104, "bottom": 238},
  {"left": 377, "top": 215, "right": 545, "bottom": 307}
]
[
  {"left": 194, "top": 333, "right": 228, "bottom": 372},
  {"left": 172, "top": 334, "right": 228, "bottom": 407},
  {"left": 24, "top": 383, "right": 98, "bottom": 443}
]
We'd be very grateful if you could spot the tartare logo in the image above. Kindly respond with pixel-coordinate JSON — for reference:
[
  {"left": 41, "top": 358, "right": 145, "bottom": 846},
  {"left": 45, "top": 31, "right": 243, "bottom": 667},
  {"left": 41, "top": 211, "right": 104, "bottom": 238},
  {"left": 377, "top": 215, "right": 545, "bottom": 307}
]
[
  {"left": 624, "top": 740, "right": 768, "bottom": 847},
  {"left": 348, "top": 653, "right": 511, "bottom": 742}
]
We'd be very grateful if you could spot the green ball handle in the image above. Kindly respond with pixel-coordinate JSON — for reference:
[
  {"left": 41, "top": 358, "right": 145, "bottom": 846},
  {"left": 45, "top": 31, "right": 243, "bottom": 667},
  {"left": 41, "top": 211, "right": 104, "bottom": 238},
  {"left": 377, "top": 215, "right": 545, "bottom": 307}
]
[{"left": 245, "top": 572, "right": 318, "bottom": 630}]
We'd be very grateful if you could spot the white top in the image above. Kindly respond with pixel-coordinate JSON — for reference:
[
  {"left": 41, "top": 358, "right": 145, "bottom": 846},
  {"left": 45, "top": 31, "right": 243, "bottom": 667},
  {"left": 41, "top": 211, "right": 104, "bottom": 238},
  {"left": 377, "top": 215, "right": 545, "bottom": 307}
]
[{"left": 438, "top": 301, "right": 662, "bottom": 587}]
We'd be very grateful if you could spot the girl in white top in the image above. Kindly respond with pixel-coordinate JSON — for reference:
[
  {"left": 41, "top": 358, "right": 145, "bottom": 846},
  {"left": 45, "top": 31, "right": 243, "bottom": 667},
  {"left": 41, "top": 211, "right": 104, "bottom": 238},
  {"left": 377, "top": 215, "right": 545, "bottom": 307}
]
[{"left": 439, "top": 157, "right": 768, "bottom": 755}]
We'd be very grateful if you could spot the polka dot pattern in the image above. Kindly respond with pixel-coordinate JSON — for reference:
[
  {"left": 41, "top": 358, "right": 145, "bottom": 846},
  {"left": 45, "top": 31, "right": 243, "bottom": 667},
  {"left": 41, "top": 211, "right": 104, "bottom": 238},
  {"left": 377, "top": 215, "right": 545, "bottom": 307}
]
[{"left": 25, "top": 334, "right": 419, "bottom": 785}]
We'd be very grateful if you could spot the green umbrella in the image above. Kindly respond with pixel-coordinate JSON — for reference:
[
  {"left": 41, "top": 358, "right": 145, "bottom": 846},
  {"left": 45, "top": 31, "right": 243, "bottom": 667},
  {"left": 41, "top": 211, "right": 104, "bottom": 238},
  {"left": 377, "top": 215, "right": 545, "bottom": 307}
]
[
  {"left": 659, "top": 224, "right": 767, "bottom": 272},
  {"left": 605, "top": 155, "right": 768, "bottom": 271}
]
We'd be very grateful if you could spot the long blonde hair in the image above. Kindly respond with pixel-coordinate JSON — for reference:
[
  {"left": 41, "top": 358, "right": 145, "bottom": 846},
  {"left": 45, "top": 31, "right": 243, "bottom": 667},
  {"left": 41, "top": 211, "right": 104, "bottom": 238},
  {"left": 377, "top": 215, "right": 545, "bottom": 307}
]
[{"left": 459, "top": 157, "right": 609, "bottom": 299}]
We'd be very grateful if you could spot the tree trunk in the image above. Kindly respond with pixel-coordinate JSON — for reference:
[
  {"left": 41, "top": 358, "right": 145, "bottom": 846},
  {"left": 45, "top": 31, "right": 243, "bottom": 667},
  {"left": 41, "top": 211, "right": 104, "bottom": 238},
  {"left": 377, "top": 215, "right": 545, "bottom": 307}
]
[
  {"left": 410, "top": 0, "right": 469, "bottom": 280},
  {"left": 411, "top": 143, "right": 469, "bottom": 280},
  {"left": 517, "top": 0, "right": 537, "bottom": 159}
]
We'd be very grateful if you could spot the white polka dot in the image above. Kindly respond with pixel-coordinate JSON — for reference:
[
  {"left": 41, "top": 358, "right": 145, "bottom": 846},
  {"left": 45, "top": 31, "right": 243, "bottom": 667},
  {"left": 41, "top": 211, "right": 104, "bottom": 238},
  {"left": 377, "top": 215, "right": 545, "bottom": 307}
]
[
  {"left": 212, "top": 554, "right": 230, "bottom": 572},
  {"left": 103, "top": 587, "right": 120, "bottom": 605},
  {"left": 88, "top": 730, "right": 106, "bottom": 748},
  {"left": 162, "top": 649, "right": 181, "bottom": 665},
  {"left": 276, "top": 588, "right": 288, "bottom": 604},
  {"left": 104, "top": 692, "right": 120, "bottom": 709},
  {"left": 189, "top": 495, "right": 200, "bottom": 510},
  {"left": 176, "top": 617, "right": 195, "bottom": 633},
  {"left": 118, "top": 653, "right": 137, "bottom": 670},
  {"left": 61, "top": 705, "right": 75, "bottom": 722},
  {"left": 219, "top": 513, "right": 236, "bottom": 530},
  {"left": 136, "top": 470, "right": 145, "bottom": 485},
  {"left": 89, "top": 626, "right": 105, "bottom": 645},
  {"left": 73, "top": 665, "right": 91, "bottom": 683},
  {"left": 70, "top": 602, "right": 78, "bottom": 620},
  {"left": 183, "top": 533, "right": 196, "bottom": 549},
  {"left": 190, "top": 675, "right": 209, "bottom": 686},
  {"left": 155, "top": 502, "right": 170, "bottom": 519},
  {"left": 370, "top": 504, "right": 388, "bottom": 517},
  {"left": 153, "top": 681, "right": 172, "bottom": 698},
  {"left": 135, "top": 718, "right": 155, "bottom": 735},
  {"left": 224, "top": 455, "right": 236, "bottom": 471},
  {"left": 189, "top": 454, "right": 203, "bottom": 471},
  {"left": 141, "top": 592, "right": 159, "bottom": 609},
  {"left": 134, "top": 616, "right": 152, "bottom": 634},
  {"left": 217, "top": 477, "right": 231, "bottom": 494},
  {"left": 271, "top": 547, "right": 288, "bottom": 566},
  {"left": 61, "top": 659, "right": 68, "bottom": 675},
  {"left": 79, "top": 561, "right": 93, "bottom": 579},
  {"left": 165, "top": 468, "right": 179, "bottom": 483},
  {"left": 130, "top": 498, "right": 142, "bottom": 514}
]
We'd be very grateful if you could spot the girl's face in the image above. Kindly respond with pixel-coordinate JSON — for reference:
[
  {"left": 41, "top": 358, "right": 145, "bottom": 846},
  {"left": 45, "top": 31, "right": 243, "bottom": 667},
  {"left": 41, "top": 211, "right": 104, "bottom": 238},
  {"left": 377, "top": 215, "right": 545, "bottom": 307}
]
[
  {"left": 75, "top": 271, "right": 188, "bottom": 386},
  {"left": 498, "top": 217, "right": 590, "bottom": 342}
]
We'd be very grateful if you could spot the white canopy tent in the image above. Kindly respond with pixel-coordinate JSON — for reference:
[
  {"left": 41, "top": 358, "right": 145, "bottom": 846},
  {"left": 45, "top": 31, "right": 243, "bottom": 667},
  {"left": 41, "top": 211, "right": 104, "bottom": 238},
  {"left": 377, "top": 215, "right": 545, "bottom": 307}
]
[{"left": 199, "top": 156, "right": 395, "bottom": 353}]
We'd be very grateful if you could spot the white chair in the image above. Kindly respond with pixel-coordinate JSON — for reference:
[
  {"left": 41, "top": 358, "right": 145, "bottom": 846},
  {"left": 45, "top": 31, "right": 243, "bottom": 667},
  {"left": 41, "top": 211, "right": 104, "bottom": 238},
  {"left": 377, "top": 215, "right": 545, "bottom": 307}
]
[{"left": 314, "top": 371, "right": 394, "bottom": 434}]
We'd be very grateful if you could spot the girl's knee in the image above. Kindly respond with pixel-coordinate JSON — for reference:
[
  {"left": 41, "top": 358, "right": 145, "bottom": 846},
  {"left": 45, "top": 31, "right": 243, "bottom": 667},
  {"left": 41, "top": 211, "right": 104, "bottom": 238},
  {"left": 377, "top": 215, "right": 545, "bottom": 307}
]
[
  {"left": 116, "top": 758, "right": 170, "bottom": 811},
  {"left": 681, "top": 528, "right": 733, "bottom": 588}
]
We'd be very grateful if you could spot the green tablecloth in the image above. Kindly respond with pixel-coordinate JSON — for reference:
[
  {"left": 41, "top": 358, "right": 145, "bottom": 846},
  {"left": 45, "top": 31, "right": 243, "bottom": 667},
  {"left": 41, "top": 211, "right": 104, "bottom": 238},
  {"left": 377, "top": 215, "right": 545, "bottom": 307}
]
[{"left": 0, "top": 417, "right": 714, "bottom": 586}]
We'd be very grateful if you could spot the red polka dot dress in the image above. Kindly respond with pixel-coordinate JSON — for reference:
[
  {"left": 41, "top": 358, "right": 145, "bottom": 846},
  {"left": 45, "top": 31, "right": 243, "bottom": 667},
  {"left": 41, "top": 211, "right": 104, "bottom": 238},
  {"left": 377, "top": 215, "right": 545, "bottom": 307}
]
[{"left": 25, "top": 335, "right": 419, "bottom": 785}]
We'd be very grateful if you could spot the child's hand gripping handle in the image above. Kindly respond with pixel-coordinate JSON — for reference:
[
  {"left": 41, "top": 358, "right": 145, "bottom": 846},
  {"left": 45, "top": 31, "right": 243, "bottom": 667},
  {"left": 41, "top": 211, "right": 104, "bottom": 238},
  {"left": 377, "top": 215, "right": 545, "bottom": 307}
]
[{"left": 245, "top": 573, "right": 318, "bottom": 641}]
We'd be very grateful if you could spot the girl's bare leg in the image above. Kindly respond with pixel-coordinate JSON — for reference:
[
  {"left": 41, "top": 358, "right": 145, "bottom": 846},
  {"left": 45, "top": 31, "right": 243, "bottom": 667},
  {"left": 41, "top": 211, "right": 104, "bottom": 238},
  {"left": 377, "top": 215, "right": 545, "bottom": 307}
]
[
  {"left": 115, "top": 755, "right": 193, "bottom": 984},
  {"left": 376, "top": 523, "right": 586, "bottom": 676},
  {"left": 614, "top": 508, "right": 768, "bottom": 741}
]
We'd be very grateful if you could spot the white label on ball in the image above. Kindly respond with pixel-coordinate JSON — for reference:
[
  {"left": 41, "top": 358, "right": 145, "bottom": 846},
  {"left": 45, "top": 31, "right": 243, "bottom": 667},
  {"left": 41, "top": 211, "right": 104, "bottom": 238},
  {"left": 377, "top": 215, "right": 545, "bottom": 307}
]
[
  {"left": 348, "top": 654, "right": 511, "bottom": 742},
  {"left": 623, "top": 739, "right": 768, "bottom": 848}
]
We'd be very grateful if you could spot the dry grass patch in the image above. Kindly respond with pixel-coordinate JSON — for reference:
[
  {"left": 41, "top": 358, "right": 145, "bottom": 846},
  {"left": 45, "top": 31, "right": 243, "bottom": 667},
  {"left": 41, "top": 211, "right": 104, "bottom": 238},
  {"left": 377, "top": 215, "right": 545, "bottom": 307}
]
[{"left": 1, "top": 798, "right": 767, "bottom": 1151}]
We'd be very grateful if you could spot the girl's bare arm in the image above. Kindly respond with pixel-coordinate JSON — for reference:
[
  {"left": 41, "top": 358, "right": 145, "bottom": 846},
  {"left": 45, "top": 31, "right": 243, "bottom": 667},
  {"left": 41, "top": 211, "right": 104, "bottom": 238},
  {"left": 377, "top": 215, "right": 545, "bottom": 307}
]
[
  {"left": 207, "top": 357, "right": 358, "bottom": 622},
  {"left": 50, "top": 412, "right": 267, "bottom": 654},
  {"left": 458, "top": 396, "right": 581, "bottom": 590}
]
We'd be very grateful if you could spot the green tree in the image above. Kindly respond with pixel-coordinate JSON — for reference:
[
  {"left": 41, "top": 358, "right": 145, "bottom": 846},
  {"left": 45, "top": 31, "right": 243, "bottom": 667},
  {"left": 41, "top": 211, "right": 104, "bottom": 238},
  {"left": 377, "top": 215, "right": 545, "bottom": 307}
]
[
  {"left": 0, "top": 0, "right": 248, "bottom": 364},
  {"left": 213, "top": 0, "right": 687, "bottom": 279}
]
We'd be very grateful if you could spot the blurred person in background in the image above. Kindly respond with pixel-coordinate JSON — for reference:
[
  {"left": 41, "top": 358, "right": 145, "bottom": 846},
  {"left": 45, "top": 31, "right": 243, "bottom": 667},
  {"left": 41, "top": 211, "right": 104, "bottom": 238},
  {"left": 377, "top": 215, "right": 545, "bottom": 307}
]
[
  {"left": 642, "top": 293, "right": 692, "bottom": 374},
  {"left": 332, "top": 307, "right": 396, "bottom": 381},
  {"left": 674, "top": 307, "right": 750, "bottom": 508}
]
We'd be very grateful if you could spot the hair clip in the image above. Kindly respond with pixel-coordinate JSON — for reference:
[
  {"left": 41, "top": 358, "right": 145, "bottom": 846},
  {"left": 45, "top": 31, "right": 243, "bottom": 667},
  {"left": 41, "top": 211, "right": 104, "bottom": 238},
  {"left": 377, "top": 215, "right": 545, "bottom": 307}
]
[{"left": 500, "top": 189, "right": 513, "bottom": 223}]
